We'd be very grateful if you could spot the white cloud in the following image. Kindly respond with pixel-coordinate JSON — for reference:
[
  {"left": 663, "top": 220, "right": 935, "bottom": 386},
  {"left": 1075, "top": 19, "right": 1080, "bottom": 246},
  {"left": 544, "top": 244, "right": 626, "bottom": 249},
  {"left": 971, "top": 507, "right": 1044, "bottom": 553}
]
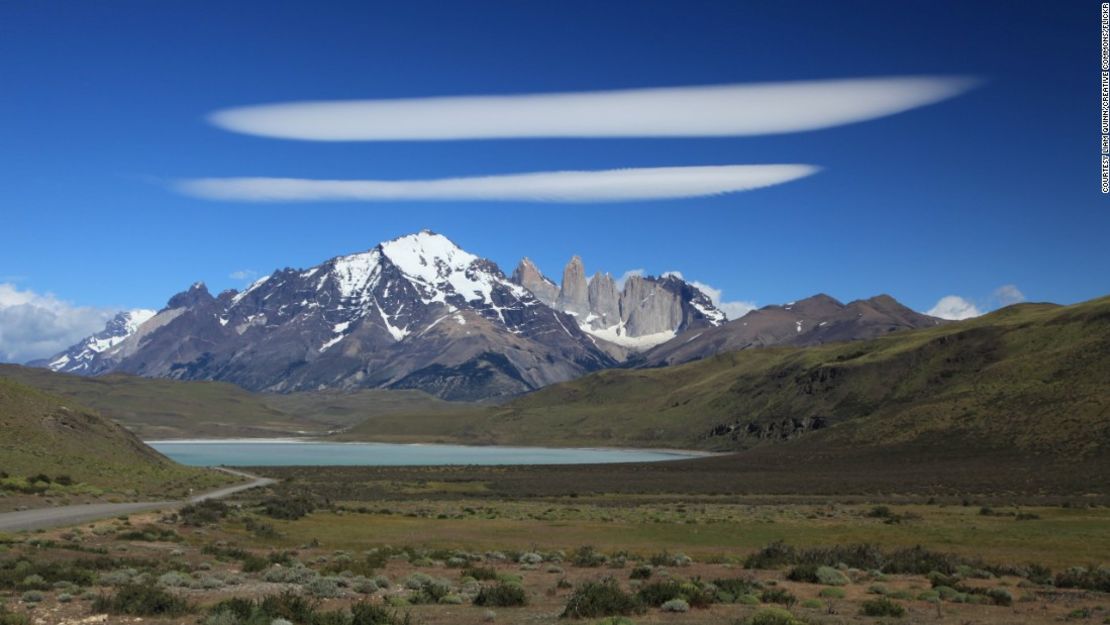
[
  {"left": 209, "top": 76, "right": 978, "bottom": 141},
  {"left": 229, "top": 269, "right": 258, "bottom": 281},
  {"left": 926, "top": 295, "right": 983, "bottom": 320},
  {"left": 661, "top": 270, "right": 684, "bottom": 279},
  {"left": 689, "top": 280, "right": 757, "bottom": 320},
  {"left": 178, "top": 164, "right": 818, "bottom": 204},
  {"left": 614, "top": 269, "right": 644, "bottom": 289},
  {"left": 993, "top": 284, "right": 1026, "bottom": 306},
  {"left": 0, "top": 283, "right": 116, "bottom": 363}
]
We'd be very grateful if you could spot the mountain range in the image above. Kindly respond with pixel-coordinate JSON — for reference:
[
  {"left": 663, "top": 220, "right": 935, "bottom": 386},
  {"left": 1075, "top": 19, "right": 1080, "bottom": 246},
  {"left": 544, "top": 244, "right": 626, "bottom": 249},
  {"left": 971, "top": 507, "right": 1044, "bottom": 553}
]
[{"left": 34, "top": 231, "right": 943, "bottom": 400}]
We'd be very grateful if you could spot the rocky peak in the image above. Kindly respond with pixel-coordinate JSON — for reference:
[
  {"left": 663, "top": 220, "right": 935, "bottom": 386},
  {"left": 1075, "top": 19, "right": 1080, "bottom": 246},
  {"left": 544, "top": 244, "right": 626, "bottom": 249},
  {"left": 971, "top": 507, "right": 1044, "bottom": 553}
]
[
  {"left": 511, "top": 257, "right": 558, "bottom": 306},
  {"left": 166, "top": 282, "right": 215, "bottom": 309},
  {"left": 557, "top": 255, "right": 590, "bottom": 317},
  {"left": 587, "top": 272, "right": 620, "bottom": 328}
]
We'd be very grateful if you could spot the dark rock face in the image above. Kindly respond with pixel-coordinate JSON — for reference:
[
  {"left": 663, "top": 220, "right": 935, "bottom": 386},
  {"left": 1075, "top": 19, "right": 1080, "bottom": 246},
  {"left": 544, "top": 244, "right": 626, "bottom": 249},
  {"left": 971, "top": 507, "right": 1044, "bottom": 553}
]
[
  {"left": 637, "top": 293, "right": 946, "bottom": 367},
  {"left": 40, "top": 231, "right": 615, "bottom": 400}
]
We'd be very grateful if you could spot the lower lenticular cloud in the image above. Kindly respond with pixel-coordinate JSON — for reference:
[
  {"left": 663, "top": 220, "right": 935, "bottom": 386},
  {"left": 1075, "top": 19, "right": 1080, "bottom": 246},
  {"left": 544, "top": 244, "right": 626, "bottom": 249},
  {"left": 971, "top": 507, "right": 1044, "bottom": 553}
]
[
  {"left": 177, "top": 164, "right": 818, "bottom": 203},
  {"left": 208, "top": 76, "right": 978, "bottom": 141}
]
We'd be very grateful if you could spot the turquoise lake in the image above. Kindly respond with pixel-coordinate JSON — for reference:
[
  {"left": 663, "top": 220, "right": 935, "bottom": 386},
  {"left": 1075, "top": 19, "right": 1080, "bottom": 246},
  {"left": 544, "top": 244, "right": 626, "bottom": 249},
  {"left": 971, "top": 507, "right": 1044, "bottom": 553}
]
[{"left": 147, "top": 439, "right": 700, "bottom": 467}]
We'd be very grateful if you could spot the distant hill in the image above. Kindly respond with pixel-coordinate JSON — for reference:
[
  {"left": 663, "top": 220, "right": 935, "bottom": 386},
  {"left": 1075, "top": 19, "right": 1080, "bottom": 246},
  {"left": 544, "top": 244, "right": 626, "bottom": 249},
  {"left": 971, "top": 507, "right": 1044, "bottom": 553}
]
[
  {"left": 634, "top": 293, "right": 945, "bottom": 367},
  {"left": 343, "top": 295, "right": 1110, "bottom": 469},
  {"left": 0, "top": 364, "right": 468, "bottom": 440},
  {"left": 0, "top": 378, "right": 228, "bottom": 496}
]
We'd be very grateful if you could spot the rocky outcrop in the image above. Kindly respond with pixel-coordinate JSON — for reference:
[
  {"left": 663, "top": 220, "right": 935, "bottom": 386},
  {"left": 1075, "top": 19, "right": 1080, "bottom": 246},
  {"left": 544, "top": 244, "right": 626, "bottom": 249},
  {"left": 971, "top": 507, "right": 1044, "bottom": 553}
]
[
  {"left": 556, "top": 256, "right": 590, "bottom": 318},
  {"left": 587, "top": 272, "right": 620, "bottom": 329},
  {"left": 510, "top": 256, "right": 726, "bottom": 351},
  {"left": 510, "top": 258, "right": 558, "bottom": 307}
]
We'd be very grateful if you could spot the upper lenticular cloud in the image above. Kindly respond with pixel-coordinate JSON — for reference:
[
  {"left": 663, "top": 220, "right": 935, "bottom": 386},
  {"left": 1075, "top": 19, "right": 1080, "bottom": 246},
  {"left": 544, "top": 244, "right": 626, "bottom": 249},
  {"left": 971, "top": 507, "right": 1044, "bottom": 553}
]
[
  {"left": 208, "top": 76, "right": 977, "bottom": 141},
  {"left": 178, "top": 164, "right": 819, "bottom": 203}
]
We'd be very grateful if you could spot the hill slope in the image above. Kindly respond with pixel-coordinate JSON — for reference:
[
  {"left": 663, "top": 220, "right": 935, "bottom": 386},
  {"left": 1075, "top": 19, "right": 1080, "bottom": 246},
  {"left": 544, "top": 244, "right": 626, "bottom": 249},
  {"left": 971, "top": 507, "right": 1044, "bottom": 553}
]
[
  {"left": 0, "top": 364, "right": 468, "bottom": 439},
  {"left": 344, "top": 295, "right": 1110, "bottom": 466},
  {"left": 635, "top": 293, "right": 945, "bottom": 367},
  {"left": 0, "top": 378, "right": 229, "bottom": 496}
]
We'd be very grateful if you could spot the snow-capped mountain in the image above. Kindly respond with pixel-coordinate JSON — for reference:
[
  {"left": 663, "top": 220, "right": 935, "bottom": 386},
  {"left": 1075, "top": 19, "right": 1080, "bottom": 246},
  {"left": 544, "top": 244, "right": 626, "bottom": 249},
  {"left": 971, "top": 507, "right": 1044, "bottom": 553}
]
[
  {"left": 38, "top": 231, "right": 615, "bottom": 400},
  {"left": 31, "top": 309, "right": 156, "bottom": 374},
  {"left": 509, "top": 256, "right": 726, "bottom": 351}
]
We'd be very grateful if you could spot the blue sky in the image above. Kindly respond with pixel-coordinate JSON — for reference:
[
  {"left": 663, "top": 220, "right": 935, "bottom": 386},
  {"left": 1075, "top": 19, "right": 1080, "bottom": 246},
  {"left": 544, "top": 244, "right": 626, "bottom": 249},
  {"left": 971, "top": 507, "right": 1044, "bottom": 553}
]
[{"left": 0, "top": 1, "right": 1105, "bottom": 360}]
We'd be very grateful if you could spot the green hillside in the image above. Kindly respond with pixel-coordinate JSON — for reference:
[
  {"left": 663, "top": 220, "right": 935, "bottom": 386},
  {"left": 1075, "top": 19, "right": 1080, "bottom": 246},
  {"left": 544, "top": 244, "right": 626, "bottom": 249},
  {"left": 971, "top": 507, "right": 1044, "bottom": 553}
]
[
  {"left": 343, "top": 295, "right": 1110, "bottom": 463},
  {"left": 0, "top": 378, "right": 230, "bottom": 497},
  {"left": 0, "top": 365, "right": 464, "bottom": 439}
]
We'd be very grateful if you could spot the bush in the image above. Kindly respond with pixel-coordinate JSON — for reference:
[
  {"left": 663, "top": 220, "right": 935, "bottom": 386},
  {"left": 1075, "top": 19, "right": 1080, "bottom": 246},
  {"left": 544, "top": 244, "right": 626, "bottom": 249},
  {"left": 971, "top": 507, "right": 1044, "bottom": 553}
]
[
  {"left": 18, "top": 592, "right": 42, "bottom": 604},
  {"left": 572, "top": 546, "right": 608, "bottom": 568},
  {"left": 818, "top": 587, "right": 845, "bottom": 599},
  {"left": 474, "top": 582, "right": 527, "bottom": 607},
  {"left": 561, "top": 578, "right": 644, "bottom": 618},
  {"left": 816, "top": 566, "right": 848, "bottom": 585},
  {"left": 92, "top": 583, "right": 191, "bottom": 616},
  {"left": 0, "top": 605, "right": 28, "bottom": 625},
  {"left": 259, "top": 591, "right": 319, "bottom": 623},
  {"left": 660, "top": 598, "right": 689, "bottom": 612},
  {"left": 260, "top": 495, "right": 318, "bottom": 520},
  {"left": 629, "top": 565, "right": 652, "bottom": 580},
  {"left": 860, "top": 596, "right": 905, "bottom": 617},
  {"left": 985, "top": 587, "right": 1013, "bottom": 606},
  {"left": 712, "top": 577, "right": 757, "bottom": 599},
  {"left": 1055, "top": 566, "right": 1110, "bottom": 592},
  {"left": 760, "top": 588, "right": 796, "bottom": 606},
  {"left": 349, "top": 601, "right": 413, "bottom": 625},
  {"left": 744, "top": 607, "right": 806, "bottom": 625},
  {"left": 463, "top": 566, "right": 499, "bottom": 581},
  {"left": 786, "top": 564, "right": 820, "bottom": 583},
  {"left": 177, "top": 500, "right": 230, "bottom": 526},
  {"left": 636, "top": 579, "right": 714, "bottom": 609}
]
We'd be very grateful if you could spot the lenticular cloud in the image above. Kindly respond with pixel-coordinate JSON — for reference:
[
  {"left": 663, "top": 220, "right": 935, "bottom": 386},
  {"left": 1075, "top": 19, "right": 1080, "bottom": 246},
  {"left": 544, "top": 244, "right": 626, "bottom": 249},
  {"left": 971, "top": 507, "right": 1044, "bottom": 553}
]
[
  {"left": 178, "top": 164, "right": 819, "bottom": 203},
  {"left": 209, "top": 76, "right": 977, "bottom": 141}
]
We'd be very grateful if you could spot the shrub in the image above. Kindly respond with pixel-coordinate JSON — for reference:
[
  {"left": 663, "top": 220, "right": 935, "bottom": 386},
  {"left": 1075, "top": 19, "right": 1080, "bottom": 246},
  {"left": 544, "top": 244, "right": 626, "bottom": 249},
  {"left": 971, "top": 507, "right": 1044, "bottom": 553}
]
[
  {"left": 92, "top": 583, "right": 190, "bottom": 616},
  {"left": 463, "top": 566, "right": 499, "bottom": 581},
  {"left": 660, "top": 598, "right": 689, "bottom": 612},
  {"left": 572, "top": 546, "right": 608, "bottom": 568},
  {"left": 985, "top": 588, "right": 1013, "bottom": 606},
  {"left": 0, "top": 604, "right": 28, "bottom": 625},
  {"left": 760, "top": 588, "right": 796, "bottom": 606},
  {"left": 713, "top": 577, "right": 757, "bottom": 599},
  {"left": 818, "top": 587, "right": 845, "bottom": 599},
  {"left": 18, "top": 592, "right": 43, "bottom": 604},
  {"left": 800, "top": 598, "right": 823, "bottom": 609},
  {"left": 349, "top": 601, "right": 413, "bottom": 625},
  {"left": 636, "top": 580, "right": 685, "bottom": 607},
  {"left": 474, "top": 582, "right": 527, "bottom": 607},
  {"left": 629, "top": 565, "right": 652, "bottom": 580},
  {"left": 786, "top": 564, "right": 820, "bottom": 583},
  {"left": 260, "top": 495, "right": 318, "bottom": 520},
  {"left": 561, "top": 578, "right": 644, "bottom": 618},
  {"left": 207, "top": 597, "right": 254, "bottom": 622},
  {"left": 259, "top": 591, "right": 318, "bottom": 623},
  {"left": 860, "top": 596, "right": 905, "bottom": 617},
  {"left": 177, "top": 500, "right": 230, "bottom": 526},
  {"left": 1055, "top": 566, "right": 1110, "bottom": 592},
  {"left": 744, "top": 607, "right": 806, "bottom": 625},
  {"left": 816, "top": 566, "right": 849, "bottom": 585}
]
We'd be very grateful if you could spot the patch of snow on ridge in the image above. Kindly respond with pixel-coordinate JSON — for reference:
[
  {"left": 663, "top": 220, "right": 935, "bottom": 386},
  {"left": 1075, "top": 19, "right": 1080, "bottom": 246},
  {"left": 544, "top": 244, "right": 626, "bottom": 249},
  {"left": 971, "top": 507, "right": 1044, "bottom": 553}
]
[
  {"left": 331, "top": 249, "right": 382, "bottom": 298},
  {"left": 581, "top": 321, "right": 676, "bottom": 350},
  {"left": 231, "top": 275, "right": 271, "bottom": 306},
  {"left": 690, "top": 299, "right": 726, "bottom": 324}
]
